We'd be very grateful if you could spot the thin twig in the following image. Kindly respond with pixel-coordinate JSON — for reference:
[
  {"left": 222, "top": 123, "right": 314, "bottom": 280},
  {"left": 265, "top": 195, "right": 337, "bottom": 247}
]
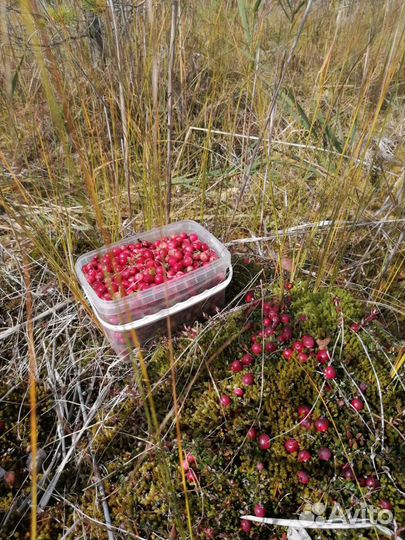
[
  {"left": 225, "top": 219, "right": 405, "bottom": 246},
  {"left": 166, "top": 0, "right": 179, "bottom": 222}
]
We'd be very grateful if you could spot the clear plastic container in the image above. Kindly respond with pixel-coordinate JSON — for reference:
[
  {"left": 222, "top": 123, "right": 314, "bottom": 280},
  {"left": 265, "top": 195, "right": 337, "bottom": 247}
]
[{"left": 75, "top": 220, "right": 232, "bottom": 354}]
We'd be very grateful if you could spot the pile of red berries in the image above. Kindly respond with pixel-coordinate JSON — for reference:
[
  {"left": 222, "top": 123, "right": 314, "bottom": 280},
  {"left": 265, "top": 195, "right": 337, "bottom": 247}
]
[{"left": 81, "top": 233, "right": 218, "bottom": 300}]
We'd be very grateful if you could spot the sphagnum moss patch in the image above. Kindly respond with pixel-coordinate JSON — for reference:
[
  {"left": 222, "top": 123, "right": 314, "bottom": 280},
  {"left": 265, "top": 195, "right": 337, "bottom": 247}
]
[
  {"left": 79, "top": 284, "right": 405, "bottom": 538},
  {"left": 1, "top": 282, "right": 404, "bottom": 538}
]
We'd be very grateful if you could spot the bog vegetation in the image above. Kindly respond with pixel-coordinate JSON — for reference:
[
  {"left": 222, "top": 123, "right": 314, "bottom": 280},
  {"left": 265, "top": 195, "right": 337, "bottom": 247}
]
[{"left": 0, "top": 0, "right": 404, "bottom": 539}]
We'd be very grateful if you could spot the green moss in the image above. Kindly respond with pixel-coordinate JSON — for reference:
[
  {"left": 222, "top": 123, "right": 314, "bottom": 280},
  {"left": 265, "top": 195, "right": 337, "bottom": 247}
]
[
  {"left": 74, "top": 284, "right": 404, "bottom": 539},
  {"left": 1, "top": 284, "right": 404, "bottom": 539}
]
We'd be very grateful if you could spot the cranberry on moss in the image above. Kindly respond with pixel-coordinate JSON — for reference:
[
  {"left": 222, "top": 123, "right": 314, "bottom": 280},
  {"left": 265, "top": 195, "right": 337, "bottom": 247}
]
[
  {"left": 186, "top": 469, "right": 198, "bottom": 484},
  {"left": 247, "top": 428, "right": 257, "bottom": 441},
  {"left": 240, "top": 519, "right": 252, "bottom": 533},
  {"left": 283, "top": 348, "right": 294, "bottom": 360},
  {"left": 241, "top": 354, "right": 254, "bottom": 367},
  {"left": 298, "top": 352, "right": 309, "bottom": 363},
  {"left": 298, "top": 405, "right": 311, "bottom": 418},
  {"left": 365, "top": 476, "right": 380, "bottom": 489},
  {"left": 258, "top": 433, "right": 271, "bottom": 450},
  {"left": 317, "top": 350, "right": 330, "bottom": 365},
  {"left": 297, "top": 450, "right": 312, "bottom": 463},
  {"left": 254, "top": 504, "right": 267, "bottom": 518},
  {"left": 314, "top": 417, "right": 330, "bottom": 432},
  {"left": 324, "top": 366, "right": 337, "bottom": 379},
  {"left": 300, "top": 417, "right": 313, "bottom": 431},
  {"left": 302, "top": 335, "right": 316, "bottom": 349},
  {"left": 297, "top": 470, "right": 310, "bottom": 484},
  {"left": 242, "top": 373, "right": 254, "bottom": 386},
  {"left": 351, "top": 398, "right": 364, "bottom": 411},
  {"left": 284, "top": 438, "right": 300, "bottom": 453},
  {"left": 293, "top": 341, "right": 304, "bottom": 352},
  {"left": 231, "top": 360, "right": 243, "bottom": 373},
  {"left": 318, "top": 447, "right": 332, "bottom": 461},
  {"left": 219, "top": 395, "right": 232, "bottom": 408},
  {"left": 379, "top": 500, "right": 393, "bottom": 511}
]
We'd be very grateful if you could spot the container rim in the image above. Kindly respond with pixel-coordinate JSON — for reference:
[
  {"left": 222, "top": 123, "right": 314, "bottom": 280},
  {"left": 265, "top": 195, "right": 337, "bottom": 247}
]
[
  {"left": 91, "top": 264, "right": 233, "bottom": 332},
  {"left": 74, "top": 220, "right": 231, "bottom": 310}
]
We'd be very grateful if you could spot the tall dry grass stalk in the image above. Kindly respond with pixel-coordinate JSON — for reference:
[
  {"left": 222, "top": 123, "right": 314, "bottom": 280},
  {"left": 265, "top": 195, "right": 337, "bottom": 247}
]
[{"left": 22, "top": 256, "right": 38, "bottom": 539}]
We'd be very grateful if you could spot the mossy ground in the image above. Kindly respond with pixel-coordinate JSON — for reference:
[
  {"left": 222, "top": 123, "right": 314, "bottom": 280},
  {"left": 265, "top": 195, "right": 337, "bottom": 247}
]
[{"left": 1, "top": 263, "right": 404, "bottom": 539}]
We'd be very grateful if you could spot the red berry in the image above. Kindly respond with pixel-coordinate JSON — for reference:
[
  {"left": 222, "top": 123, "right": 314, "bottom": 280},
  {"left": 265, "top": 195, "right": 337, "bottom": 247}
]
[
  {"left": 318, "top": 447, "right": 332, "bottom": 461},
  {"left": 182, "top": 453, "right": 196, "bottom": 471},
  {"left": 359, "top": 382, "right": 368, "bottom": 393},
  {"left": 254, "top": 504, "right": 267, "bottom": 518},
  {"left": 379, "top": 500, "right": 393, "bottom": 511},
  {"left": 351, "top": 323, "right": 361, "bottom": 332},
  {"left": 251, "top": 342, "right": 262, "bottom": 356},
  {"left": 298, "top": 405, "right": 311, "bottom": 418},
  {"left": 220, "top": 395, "right": 232, "bottom": 408},
  {"left": 186, "top": 453, "right": 196, "bottom": 465},
  {"left": 280, "top": 313, "right": 291, "bottom": 324},
  {"left": 317, "top": 350, "right": 330, "bottom": 365},
  {"left": 297, "top": 450, "right": 311, "bottom": 463},
  {"left": 314, "top": 417, "right": 330, "bottom": 432},
  {"left": 265, "top": 341, "right": 277, "bottom": 353},
  {"left": 242, "top": 373, "right": 254, "bottom": 386},
  {"left": 283, "top": 348, "right": 294, "bottom": 360},
  {"left": 324, "top": 366, "right": 337, "bottom": 379},
  {"left": 302, "top": 335, "right": 315, "bottom": 349},
  {"left": 293, "top": 341, "right": 304, "bottom": 352},
  {"left": 297, "top": 470, "right": 310, "bottom": 484},
  {"left": 285, "top": 282, "right": 293, "bottom": 290},
  {"left": 342, "top": 464, "right": 355, "bottom": 480},
  {"left": 365, "top": 476, "right": 380, "bottom": 489},
  {"left": 245, "top": 292, "right": 254, "bottom": 303},
  {"left": 234, "top": 388, "right": 245, "bottom": 398},
  {"left": 231, "top": 360, "right": 243, "bottom": 373},
  {"left": 258, "top": 434, "right": 271, "bottom": 450},
  {"left": 298, "top": 352, "right": 309, "bottom": 363},
  {"left": 240, "top": 519, "right": 252, "bottom": 533},
  {"left": 186, "top": 469, "right": 198, "bottom": 484},
  {"left": 300, "top": 417, "right": 312, "bottom": 430},
  {"left": 280, "top": 325, "right": 293, "bottom": 340},
  {"left": 247, "top": 428, "right": 257, "bottom": 441},
  {"left": 4, "top": 470, "right": 16, "bottom": 488},
  {"left": 284, "top": 438, "right": 300, "bottom": 454},
  {"left": 241, "top": 354, "right": 254, "bottom": 367},
  {"left": 351, "top": 398, "right": 364, "bottom": 412}
]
